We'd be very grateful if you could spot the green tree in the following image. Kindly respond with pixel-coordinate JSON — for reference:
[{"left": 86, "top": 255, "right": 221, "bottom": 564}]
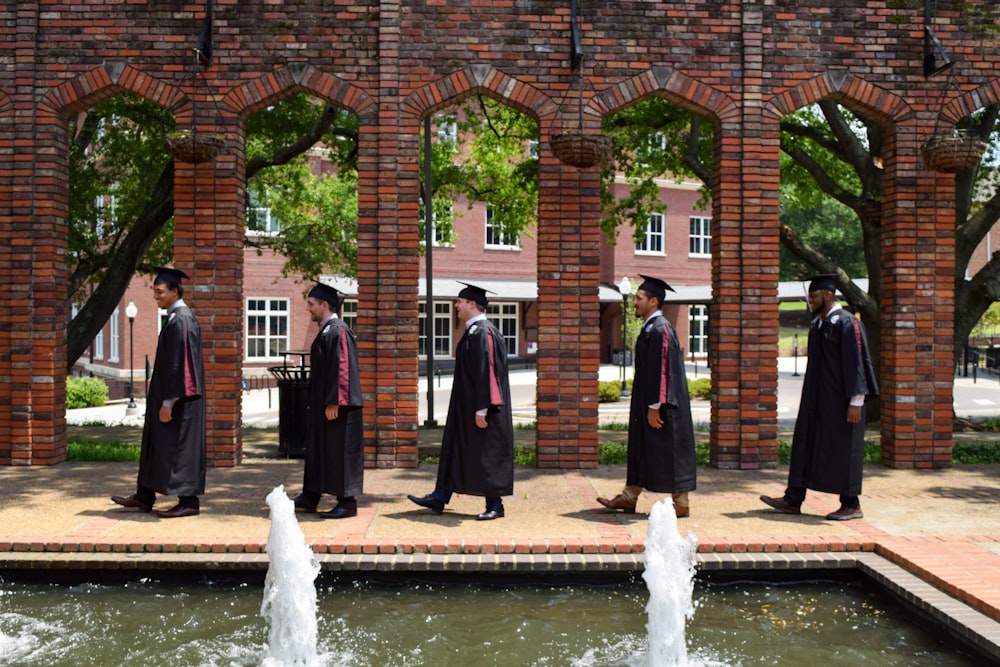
[
  {"left": 422, "top": 96, "right": 539, "bottom": 246},
  {"left": 600, "top": 97, "right": 711, "bottom": 243},
  {"left": 66, "top": 91, "right": 361, "bottom": 369}
]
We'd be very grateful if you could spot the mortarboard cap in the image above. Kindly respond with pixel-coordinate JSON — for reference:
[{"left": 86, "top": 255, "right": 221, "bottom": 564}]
[
  {"left": 456, "top": 281, "right": 494, "bottom": 309},
  {"left": 152, "top": 266, "right": 189, "bottom": 287},
  {"left": 636, "top": 274, "right": 675, "bottom": 303},
  {"left": 308, "top": 282, "right": 340, "bottom": 310},
  {"left": 807, "top": 274, "right": 837, "bottom": 293}
]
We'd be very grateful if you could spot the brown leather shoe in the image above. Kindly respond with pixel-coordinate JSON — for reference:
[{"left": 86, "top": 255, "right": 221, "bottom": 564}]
[
  {"left": 674, "top": 505, "right": 690, "bottom": 519},
  {"left": 156, "top": 504, "right": 200, "bottom": 519},
  {"left": 597, "top": 494, "right": 636, "bottom": 513},
  {"left": 111, "top": 495, "right": 153, "bottom": 513},
  {"left": 825, "top": 506, "right": 863, "bottom": 521},
  {"left": 759, "top": 495, "right": 801, "bottom": 515}
]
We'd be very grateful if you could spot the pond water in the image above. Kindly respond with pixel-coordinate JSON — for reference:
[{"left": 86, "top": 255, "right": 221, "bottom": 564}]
[{"left": 0, "top": 574, "right": 979, "bottom": 666}]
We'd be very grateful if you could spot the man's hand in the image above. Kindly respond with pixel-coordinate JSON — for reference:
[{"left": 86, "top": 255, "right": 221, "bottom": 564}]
[
  {"left": 846, "top": 404, "right": 862, "bottom": 424},
  {"left": 647, "top": 406, "right": 663, "bottom": 429},
  {"left": 325, "top": 405, "right": 340, "bottom": 421},
  {"left": 475, "top": 413, "right": 488, "bottom": 429},
  {"left": 159, "top": 405, "right": 173, "bottom": 423}
]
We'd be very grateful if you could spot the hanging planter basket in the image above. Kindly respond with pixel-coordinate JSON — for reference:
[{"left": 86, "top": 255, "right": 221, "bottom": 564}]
[
  {"left": 164, "top": 131, "right": 226, "bottom": 164},
  {"left": 550, "top": 133, "right": 612, "bottom": 169},
  {"left": 920, "top": 133, "right": 987, "bottom": 173}
]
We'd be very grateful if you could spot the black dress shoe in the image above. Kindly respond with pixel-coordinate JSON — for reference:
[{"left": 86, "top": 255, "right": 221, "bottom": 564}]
[
  {"left": 111, "top": 495, "right": 153, "bottom": 513},
  {"left": 292, "top": 494, "right": 318, "bottom": 513},
  {"left": 407, "top": 494, "right": 445, "bottom": 515},
  {"left": 156, "top": 504, "right": 200, "bottom": 518},
  {"left": 319, "top": 504, "right": 357, "bottom": 519},
  {"left": 476, "top": 507, "right": 504, "bottom": 521},
  {"left": 759, "top": 495, "right": 801, "bottom": 515}
]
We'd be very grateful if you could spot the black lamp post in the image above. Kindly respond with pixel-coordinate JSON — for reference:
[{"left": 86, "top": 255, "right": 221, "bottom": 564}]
[
  {"left": 792, "top": 333, "right": 800, "bottom": 377},
  {"left": 619, "top": 276, "right": 632, "bottom": 398},
  {"left": 126, "top": 301, "right": 138, "bottom": 409}
]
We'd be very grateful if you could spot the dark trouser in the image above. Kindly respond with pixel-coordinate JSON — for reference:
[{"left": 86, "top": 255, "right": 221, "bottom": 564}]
[
  {"left": 785, "top": 486, "right": 859, "bottom": 509},
  {"left": 300, "top": 490, "right": 355, "bottom": 508},
  {"left": 432, "top": 488, "right": 502, "bottom": 511},
  {"left": 136, "top": 485, "right": 199, "bottom": 509}
]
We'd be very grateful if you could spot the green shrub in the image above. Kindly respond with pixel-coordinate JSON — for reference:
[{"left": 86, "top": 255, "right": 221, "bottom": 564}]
[
  {"left": 687, "top": 378, "right": 712, "bottom": 400},
  {"left": 66, "top": 376, "right": 109, "bottom": 409},
  {"left": 67, "top": 439, "right": 140, "bottom": 462},
  {"left": 598, "top": 381, "right": 622, "bottom": 403},
  {"left": 598, "top": 442, "right": 628, "bottom": 464}
]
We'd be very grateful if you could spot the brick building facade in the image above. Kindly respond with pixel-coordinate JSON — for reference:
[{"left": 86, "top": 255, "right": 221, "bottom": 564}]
[{"left": 2, "top": 1, "right": 995, "bottom": 470}]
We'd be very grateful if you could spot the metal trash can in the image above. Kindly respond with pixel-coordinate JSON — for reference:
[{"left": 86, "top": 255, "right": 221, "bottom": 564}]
[{"left": 268, "top": 351, "right": 310, "bottom": 458}]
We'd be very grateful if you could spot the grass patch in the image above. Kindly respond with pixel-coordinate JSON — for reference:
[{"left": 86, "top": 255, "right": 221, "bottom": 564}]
[{"left": 67, "top": 438, "right": 140, "bottom": 462}]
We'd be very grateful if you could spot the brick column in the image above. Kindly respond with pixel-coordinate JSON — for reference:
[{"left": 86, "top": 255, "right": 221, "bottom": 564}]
[
  {"left": 2, "top": 0, "right": 67, "bottom": 465},
  {"left": 879, "top": 121, "right": 954, "bottom": 468},
  {"left": 710, "top": 0, "right": 780, "bottom": 470},
  {"left": 171, "top": 109, "right": 244, "bottom": 467},
  {"left": 535, "top": 129, "right": 602, "bottom": 469},
  {"left": 357, "top": 0, "right": 420, "bottom": 468}
]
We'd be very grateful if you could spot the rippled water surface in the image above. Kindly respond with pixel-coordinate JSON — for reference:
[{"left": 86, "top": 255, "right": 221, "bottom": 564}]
[{"left": 0, "top": 576, "right": 980, "bottom": 666}]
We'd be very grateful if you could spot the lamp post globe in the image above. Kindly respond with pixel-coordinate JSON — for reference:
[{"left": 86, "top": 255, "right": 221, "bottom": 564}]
[{"left": 125, "top": 301, "right": 138, "bottom": 410}]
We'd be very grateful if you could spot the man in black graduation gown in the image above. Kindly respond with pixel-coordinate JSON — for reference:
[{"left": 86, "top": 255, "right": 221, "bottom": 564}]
[
  {"left": 408, "top": 282, "right": 514, "bottom": 520},
  {"left": 597, "top": 275, "right": 696, "bottom": 518},
  {"left": 112, "top": 267, "right": 206, "bottom": 518},
  {"left": 761, "top": 274, "right": 878, "bottom": 521},
  {"left": 292, "top": 282, "right": 364, "bottom": 519}
]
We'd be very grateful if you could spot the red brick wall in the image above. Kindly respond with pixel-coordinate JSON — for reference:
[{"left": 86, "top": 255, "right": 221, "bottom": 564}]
[{"left": 2, "top": 0, "right": 995, "bottom": 468}]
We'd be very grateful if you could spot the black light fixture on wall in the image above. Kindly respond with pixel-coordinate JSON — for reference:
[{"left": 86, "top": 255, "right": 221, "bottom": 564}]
[{"left": 923, "top": 0, "right": 953, "bottom": 77}]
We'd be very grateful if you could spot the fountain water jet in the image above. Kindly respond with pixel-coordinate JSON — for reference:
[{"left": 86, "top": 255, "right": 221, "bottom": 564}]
[
  {"left": 642, "top": 499, "right": 699, "bottom": 666},
  {"left": 260, "top": 485, "right": 321, "bottom": 666}
]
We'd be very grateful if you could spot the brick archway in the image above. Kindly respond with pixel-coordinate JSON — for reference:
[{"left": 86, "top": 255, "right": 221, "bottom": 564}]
[
  {"left": 403, "top": 64, "right": 558, "bottom": 122},
  {"left": 223, "top": 63, "right": 376, "bottom": 121}
]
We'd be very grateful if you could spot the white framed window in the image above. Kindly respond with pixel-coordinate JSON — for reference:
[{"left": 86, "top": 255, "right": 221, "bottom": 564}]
[
  {"left": 485, "top": 206, "right": 520, "bottom": 250},
  {"left": 246, "top": 298, "right": 289, "bottom": 360},
  {"left": 419, "top": 301, "right": 453, "bottom": 358},
  {"left": 341, "top": 299, "right": 358, "bottom": 332},
  {"left": 689, "top": 216, "right": 711, "bottom": 257},
  {"left": 431, "top": 206, "right": 454, "bottom": 247},
  {"left": 93, "top": 326, "right": 104, "bottom": 360},
  {"left": 246, "top": 190, "right": 281, "bottom": 236},
  {"left": 109, "top": 307, "right": 120, "bottom": 362},
  {"left": 635, "top": 213, "right": 664, "bottom": 254},
  {"left": 688, "top": 305, "right": 708, "bottom": 356},
  {"left": 486, "top": 302, "right": 519, "bottom": 357},
  {"left": 437, "top": 115, "right": 457, "bottom": 144}
]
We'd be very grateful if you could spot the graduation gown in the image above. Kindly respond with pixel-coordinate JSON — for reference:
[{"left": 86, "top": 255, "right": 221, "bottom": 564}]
[
  {"left": 138, "top": 303, "right": 206, "bottom": 497},
  {"left": 436, "top": 317, "right": 514, "bottom": 497},
  {"left": 626, "top": 314, "right": 696, "bottom": 494},
  {"left": 303, "top": 316, "right": 364, "bottom": 498},
  {"left": 789, "top": 306, "right": 878, "bottom": 496}
]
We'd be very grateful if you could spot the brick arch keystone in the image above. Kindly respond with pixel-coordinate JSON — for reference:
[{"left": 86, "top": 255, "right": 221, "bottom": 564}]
[
  {"left": 402, "top": 64, "right": 558, "bottom": 122},
  {"left": 589, "top": 66, "right": 738, "bottom": 125},
  {"left": 938, "top": 78, "right": 1000, "bottom": 125},
  {"left": 222, "top": 64, "right": 376, "bottom": 121},
  {"left": 37, "top": 63, "right": 188, "bottom": 121},
  {"left": 763, "top": 69, "right": 911, "bottom": 125}
]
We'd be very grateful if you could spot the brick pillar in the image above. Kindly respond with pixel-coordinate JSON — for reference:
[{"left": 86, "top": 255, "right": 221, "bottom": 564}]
[
  {"left": 3, "top": 0, "right": 67, "bottom": 465},
  {"left": 171, "top": 112, "right": 243, "bottom": 467},
  {"left": 879, "top": 122, "right": 954, "bottom": 468},
  {"left": 535, "top": 130, "right": 602, "bottom": 469},
  {"left": 0, "top": 102, "right": 10, "bottom": 464},
  {"left": 709, "top": 1, "right": 780, "bottom": 470},
  {"left": 357, "top": 0, "right": 420, "bottom": 468}
]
